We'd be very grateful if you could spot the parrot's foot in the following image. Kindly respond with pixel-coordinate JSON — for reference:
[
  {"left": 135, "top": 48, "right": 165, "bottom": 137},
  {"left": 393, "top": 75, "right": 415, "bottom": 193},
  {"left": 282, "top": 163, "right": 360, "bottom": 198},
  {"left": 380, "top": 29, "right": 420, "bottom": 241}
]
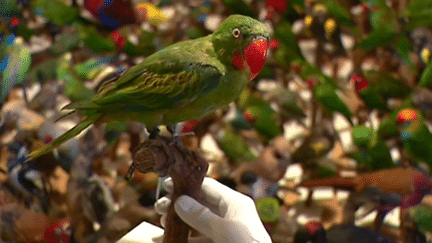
[{"left": 125, "top": 127, "right": 161, "bottom": 181}]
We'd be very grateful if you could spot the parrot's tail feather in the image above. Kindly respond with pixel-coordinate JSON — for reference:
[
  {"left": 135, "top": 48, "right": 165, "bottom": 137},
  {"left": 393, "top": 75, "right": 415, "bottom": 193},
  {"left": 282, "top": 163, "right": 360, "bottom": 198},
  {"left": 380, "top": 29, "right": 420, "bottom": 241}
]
[
  {"left": 61, "top": 102, "right": 100, "bottom": 110},
  {"left": 27, "top": 114, "right": 102, "bottom": 161},
  {"left": 55, "top": 110, "right": 77, "bottom": 123},
  {"left": 300, "top": 177, "right": 357, "bottom": 189}
]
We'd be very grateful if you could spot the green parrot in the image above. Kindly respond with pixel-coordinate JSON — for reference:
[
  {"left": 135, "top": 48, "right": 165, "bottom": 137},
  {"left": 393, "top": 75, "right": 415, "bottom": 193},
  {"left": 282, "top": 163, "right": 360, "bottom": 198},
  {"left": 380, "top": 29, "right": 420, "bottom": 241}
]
[
  {"left": 228, "top": 107, "right": 252, "bottom": 131},
  {"left": 1, "top": 36, "right": 31, "bottom": 102},
  {"left": 29, "top": 15, "right": 271, "bottom": 160},
  {"left": 76, "top": 24, "right": 116, "bottom": 53},
  {"left": 307, "top": 76, "right": 353, "bottom": 123},
  {"left": 397, "top": 108, "right": 432, "bottom": 167},
  {"left": 350, "top": 70, "right": 411, "bottom": 111},
  {"left": 411, "top": 205, "right": 432, "bottom": 234},
  {"left": 243, "top": 105, "right": 283, "bottom": 140},
  {"left": 237, "top": 88, "right": 271, "bottom": 111},
  {"left": 350, "top": 125, "right": 395, "bottom": 171},
  {"left": 266, "top": 88, "right": 306, "bottom": 121},
  {"left": 73, "top": 55, "right": 118, "bottom": 80},
  {"left": 378, "top": 87, "right": 432, "bottom": 138},
  {"left": 213, "top": 125, "right": 257, "bottom": 163},
  {"left": 50, "top": 30, "right": 81, "bottom": 56},
  {"left": 56, "top": 53, "right": 95, "bottom": 102}
]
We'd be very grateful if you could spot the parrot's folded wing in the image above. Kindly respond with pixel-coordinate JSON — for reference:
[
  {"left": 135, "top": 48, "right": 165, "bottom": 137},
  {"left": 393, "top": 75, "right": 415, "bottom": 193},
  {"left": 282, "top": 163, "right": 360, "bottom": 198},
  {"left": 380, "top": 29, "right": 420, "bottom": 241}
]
[{"left": 91, "top": 63, "right": 222, "bottom": 110}]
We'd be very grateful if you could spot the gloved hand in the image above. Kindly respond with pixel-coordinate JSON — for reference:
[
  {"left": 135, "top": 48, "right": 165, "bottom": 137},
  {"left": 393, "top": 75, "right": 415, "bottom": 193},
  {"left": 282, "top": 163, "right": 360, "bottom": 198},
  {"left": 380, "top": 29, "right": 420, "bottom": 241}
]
[{"left": 154, "top": 177, "right": 272, "bottom": 243}]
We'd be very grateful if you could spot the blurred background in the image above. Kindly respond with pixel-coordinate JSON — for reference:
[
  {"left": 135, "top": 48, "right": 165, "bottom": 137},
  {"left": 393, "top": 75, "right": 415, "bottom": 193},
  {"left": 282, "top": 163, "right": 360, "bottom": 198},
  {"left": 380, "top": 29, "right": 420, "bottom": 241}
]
[{"left": 2, "top": 0, "right": 432, "bottom": 242}]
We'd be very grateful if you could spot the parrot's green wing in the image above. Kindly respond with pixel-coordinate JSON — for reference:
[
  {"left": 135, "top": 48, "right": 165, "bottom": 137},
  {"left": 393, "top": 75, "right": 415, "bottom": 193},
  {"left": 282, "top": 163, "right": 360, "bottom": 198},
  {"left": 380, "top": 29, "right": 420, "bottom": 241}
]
[{"left": 69, "top": 37, "right": 223, "bottom": 112}]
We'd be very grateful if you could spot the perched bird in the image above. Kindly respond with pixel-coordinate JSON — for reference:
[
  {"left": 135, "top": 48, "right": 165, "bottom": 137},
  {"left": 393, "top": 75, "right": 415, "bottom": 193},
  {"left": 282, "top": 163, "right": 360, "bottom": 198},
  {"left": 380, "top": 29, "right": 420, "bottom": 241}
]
[
  {"left": 307, "top": 76, "right": 353, "bottom": 123},
  {"left": 212, "top": 124, "right": 257, "bottom": 163},
  {"left": 294, "top": 221, "right": 396, "bottom": 243},
  {"left": 265, "top": 88, "right": 307, "bottom": 122},
  {"left": 237, "top": 88, "right": 271, "bottom": 112},
  {"left": 83, "top": 0, "right": 136, "bottom": 29},
  {"left": 29, "top": 15, "right": 271, "bottom": 160},
  {"left": 397, "top": 109, "right": 432, "bottom": 167},
  {"left": 57, "top": 53, "right": 95, "bottom": 102},
  {"left": 300, "top": 167, "right": 432, "bottom": 210},
  {"left": 1, "top": 36, "right": 31, "bottom": 102},
  {"left": 68, "top": 132, "right": 116, "bottom": 235},
  {"left": 255, "top": 197, "right": 280, "bottom": 231},
  {"left": 350, "top": 70, "right": 411, "bottom": 111},
  {"left": 350, "top": 125, "right": 395, "bottom": 171},
  {"left": 243, "top": 105, "right": 283, "bottom": 140}
]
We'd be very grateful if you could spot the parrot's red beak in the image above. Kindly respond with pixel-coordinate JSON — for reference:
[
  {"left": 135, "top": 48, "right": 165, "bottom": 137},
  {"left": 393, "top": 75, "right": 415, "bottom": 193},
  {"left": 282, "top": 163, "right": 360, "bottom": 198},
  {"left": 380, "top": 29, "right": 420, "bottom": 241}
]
[{"left": 244, "top": 38, "right": 268, "bottom": 80}]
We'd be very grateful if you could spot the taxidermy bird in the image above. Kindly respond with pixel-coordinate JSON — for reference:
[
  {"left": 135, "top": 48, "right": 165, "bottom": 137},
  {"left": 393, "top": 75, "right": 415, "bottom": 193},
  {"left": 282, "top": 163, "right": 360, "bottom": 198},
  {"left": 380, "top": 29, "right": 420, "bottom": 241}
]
[{"left": 29, "top": 14, "right": 271, "bottom": 160}]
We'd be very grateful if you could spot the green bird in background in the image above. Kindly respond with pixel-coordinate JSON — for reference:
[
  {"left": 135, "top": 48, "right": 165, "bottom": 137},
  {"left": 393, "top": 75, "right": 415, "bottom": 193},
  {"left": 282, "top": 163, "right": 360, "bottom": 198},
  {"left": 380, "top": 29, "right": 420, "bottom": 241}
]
[
  {"left": 57, "top": 53, "right": 95, "bottom": 102},
  {"left": 397, "top": 108, "right": 432, "bottom": 168},
  {"left": 350, "top": 70, "right": 411, "bottom": 111},
  {"left": 350, "top": 125, "right": 395, "bottom": 171},
  {"left": 29, "top": 15, "right": 271, "bottom": 160},
  {"left": 307, "top": 76, "right": 353, "bottom": 124},
  {"left": 243, "top": 105, "right": 283, "bottom": 140}
]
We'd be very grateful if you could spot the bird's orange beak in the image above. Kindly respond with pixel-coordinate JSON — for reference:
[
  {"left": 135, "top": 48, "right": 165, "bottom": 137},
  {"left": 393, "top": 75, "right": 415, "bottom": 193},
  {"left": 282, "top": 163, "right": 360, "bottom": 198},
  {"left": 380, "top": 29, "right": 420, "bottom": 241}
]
[{"left": 244, "top": 38, "right": 268, "bottom": 80}]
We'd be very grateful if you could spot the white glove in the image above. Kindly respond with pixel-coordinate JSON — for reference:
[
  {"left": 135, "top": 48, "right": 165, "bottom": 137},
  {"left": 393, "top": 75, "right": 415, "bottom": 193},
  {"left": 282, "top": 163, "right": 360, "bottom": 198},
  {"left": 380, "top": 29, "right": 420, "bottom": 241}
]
[{"left": 154, "top": 177, "right": 272, "bottom": 243}]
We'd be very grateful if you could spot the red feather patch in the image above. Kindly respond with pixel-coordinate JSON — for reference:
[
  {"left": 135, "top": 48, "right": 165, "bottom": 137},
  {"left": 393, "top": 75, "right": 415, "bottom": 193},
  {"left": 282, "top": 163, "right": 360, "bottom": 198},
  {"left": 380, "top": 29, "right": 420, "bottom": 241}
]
[{"left": 244, "top": 39, "right": 268, "bottom": 80}]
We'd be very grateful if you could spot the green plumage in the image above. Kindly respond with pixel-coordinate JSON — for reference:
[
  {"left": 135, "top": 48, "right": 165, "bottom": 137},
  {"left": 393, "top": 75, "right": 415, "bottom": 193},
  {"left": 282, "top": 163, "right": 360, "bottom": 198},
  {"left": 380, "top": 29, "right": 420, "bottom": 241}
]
[
  {"left": 57, "top": 53, "right": 95, "bottom": 102},
  {"left": 28, "top": 15, "right": 270, "bottom": 160},
  {"left": 399, "top": 112, "right": 432, "bottom": 167},
  {"left": 313, "top": 79, "right": 352, "bottom": 123},
  {"left": 351, "top": 125, "right": 394, "bottom": 171},
  {"left": 363, "top": 70, "right": 411, "bottom": 99},
  {"left": 1, "top": 37, "right": 31, "bottom": 102},
  {"left": 244, "top": 105, "right": 282, "bottom": 140},
  {"left": 214, "top": 125, "right": 257, "bottom": 163},
  {"left": 359, "top": 87, "right": 388, "bottom": 111}
]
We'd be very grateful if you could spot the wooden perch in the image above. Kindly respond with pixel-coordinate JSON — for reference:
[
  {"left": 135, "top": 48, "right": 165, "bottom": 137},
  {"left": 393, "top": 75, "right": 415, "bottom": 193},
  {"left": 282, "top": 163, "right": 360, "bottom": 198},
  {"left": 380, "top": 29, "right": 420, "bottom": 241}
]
[{"left": 132, "top": 136, "right": 209, "bottom": 243}]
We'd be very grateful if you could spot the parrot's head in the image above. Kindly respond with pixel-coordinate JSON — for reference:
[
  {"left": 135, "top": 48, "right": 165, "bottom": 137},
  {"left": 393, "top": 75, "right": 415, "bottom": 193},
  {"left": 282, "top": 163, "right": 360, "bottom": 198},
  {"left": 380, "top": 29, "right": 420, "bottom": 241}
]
[
  {"left": 212, "top": 15, "right": 271, "bottom": 80},
  {"left": 243, "top": 108, "right": 259, "bottom": 125},
  {"left": 350, "top": 73, "right": 369, "bottom": 93},
  {"left": 304, "top": 221, "right": 324, "bottom": 236},
  {"left": 397, "top": 109, "right": 421, "bottom": 138},
  {"left": 44, "top": 218, "right": 71, "bottom": 243}
]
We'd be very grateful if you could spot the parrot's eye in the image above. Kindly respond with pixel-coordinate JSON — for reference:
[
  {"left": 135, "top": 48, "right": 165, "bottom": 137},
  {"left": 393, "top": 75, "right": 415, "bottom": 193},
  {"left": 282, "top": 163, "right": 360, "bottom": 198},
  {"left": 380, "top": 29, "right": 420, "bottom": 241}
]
[{"left": 232, "top": 28, "right": 241, "bottom": 38}]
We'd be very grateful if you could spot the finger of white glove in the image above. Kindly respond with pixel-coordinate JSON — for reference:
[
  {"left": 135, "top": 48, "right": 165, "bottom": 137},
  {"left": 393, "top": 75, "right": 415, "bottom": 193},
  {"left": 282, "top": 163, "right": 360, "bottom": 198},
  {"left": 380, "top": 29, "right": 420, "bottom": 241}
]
[
  {"left": 199, "top": 177, "right": 241, "bottom": 208},
  {"left": 163, "top": 178, "right": 173, "bottom": 193},
  {"left": 154, "top": 197, "right": 171, "bottom": 215},
  {"left": 160, "top": 213, "right": 167, "bottom": 228},
  {"left": 174, "top": 195, "right": 220, "bottom": 238}
]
